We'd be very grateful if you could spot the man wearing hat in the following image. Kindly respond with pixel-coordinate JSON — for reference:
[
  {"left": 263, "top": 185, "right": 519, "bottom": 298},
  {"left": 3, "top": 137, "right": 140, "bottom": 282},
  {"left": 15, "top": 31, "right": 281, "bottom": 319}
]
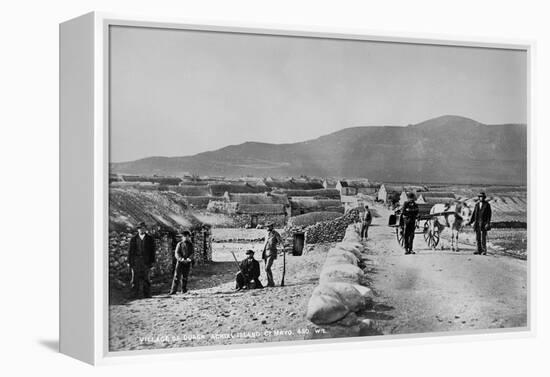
[
  {"left": 235, "top": 250, "right": 263, "bottom": 290},
  {"left": 128, "top": 222, "right": 156, "bottom": 298},
  {"left": 261, "top": 222, "right": 283, "bottom": 287},
  {"left": 468, "top": 192, "right": 492, "bottom": 255},
  {"left": 169, "top": 230, "right": 194, "bottom": 295},
  {"left": 399, "top": 192, "right": 419, "bottom": 255}
]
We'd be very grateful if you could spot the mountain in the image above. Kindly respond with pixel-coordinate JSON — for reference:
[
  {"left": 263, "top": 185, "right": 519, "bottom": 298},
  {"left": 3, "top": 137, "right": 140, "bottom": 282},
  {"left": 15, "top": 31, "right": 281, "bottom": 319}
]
[{"left": 111, "top": 115, "right": 527, "bottom": 184}]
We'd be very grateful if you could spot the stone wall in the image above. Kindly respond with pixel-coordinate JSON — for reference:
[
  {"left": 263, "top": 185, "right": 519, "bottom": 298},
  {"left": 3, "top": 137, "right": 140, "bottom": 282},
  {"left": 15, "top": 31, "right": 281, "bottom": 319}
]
[
  {"left": 283, "top": 209, "right": 360, "bottom": 250},
  {"left": 109, "top": 226, "right": 212, "bottom": 289}
]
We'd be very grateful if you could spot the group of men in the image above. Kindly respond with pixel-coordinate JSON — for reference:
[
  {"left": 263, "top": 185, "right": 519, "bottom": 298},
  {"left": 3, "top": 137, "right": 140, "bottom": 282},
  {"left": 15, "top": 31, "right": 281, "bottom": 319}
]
[
  {"left": 126, "top": 192, "right": 493, "bottom": 298},
  {"left": 127, "top": 221, "right": 284, "bottom": 299},
  {"left": 398, "top": 191, "right": 493, "bottom": 255}
]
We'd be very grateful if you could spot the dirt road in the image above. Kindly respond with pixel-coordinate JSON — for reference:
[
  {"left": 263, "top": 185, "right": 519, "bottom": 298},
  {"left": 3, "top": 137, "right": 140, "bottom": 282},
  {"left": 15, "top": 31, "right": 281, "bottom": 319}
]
[{"left": 363, "top": 206, "right": 528, "bottom": 335}]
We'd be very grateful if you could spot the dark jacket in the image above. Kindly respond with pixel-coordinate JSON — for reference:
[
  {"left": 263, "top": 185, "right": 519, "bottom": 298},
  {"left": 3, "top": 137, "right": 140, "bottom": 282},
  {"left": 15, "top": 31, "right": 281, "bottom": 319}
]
[
  {"left": 469, "top": 201, "right": 492, "bottom": 231},
  {"left": 400, "top": 200, "right": 419, "bottom": 224},
  {"left": 175, "top": 240, "right": 194, "bottom": 263},
  {"left": 128, "top": 234, "right": 156, "bottom": 268},
  {"left": 362, "top": 209, "right": 372, "bottom": 224},
  {"left": 239, "top": 258, "right": 261, "bottom": 280}
]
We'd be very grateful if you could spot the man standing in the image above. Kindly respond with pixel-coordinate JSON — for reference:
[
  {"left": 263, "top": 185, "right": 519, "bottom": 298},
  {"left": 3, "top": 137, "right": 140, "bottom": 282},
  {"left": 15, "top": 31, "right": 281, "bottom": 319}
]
[
  {"left": 399, "top": 192, "right": 419, "bottom": 255},
  {"left": 360, "top": 204, "right": 373, "bottom": 241},
  {"left": 235, "top": 250, "right": 263, "bottom": 290},
  {"left": 128, "top": 222, "right": 156, "bottom": 298},
  {"left": 169, "top": 230, "right": 194, "bottom": 295},
  {"left": 262, "top": 222, "right": 283, "bottom": 287},
  {"left": 468, "top": 192, "right": 492, "bottom": 255}
]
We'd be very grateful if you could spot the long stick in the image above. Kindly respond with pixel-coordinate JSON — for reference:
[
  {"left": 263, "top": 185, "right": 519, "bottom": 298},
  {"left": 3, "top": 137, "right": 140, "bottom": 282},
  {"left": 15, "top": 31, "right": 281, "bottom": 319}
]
[
  {"left": 230, "top": 250, "right": 243, "bottom": 273},
  {"left": 280, "top": 248, "right": 286, "bottom": 287}
]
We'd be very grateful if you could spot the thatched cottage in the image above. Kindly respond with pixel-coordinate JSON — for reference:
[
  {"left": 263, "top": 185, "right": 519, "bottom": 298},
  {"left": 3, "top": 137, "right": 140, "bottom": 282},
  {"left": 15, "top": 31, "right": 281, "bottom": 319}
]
[{"left": 109, "top": 188, "right": 212, "bottom": 288}]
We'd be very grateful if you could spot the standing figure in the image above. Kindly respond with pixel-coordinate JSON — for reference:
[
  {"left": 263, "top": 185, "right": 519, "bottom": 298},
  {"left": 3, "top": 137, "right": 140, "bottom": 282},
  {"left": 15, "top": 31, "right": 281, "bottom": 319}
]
[
  {"left": 128, "top": 222, "right": 156, "bottom": 298},
  {"left": 361, "top": 204, "right": 373, "bottom": 240},
  {"left": 261, "top": 223, "right": 283, "bottom": 287},
  {"left": 468, "top": 192, "right": 492, "bottom": 255},
  {"left": 235, "top": 250, "right": 263, "bottom": 290},
  {"left": 169, "top": 230, "right": 194, "bottom": 295},
  {"left": 399, "top": 192, "right": 419, "bottom": 255}
]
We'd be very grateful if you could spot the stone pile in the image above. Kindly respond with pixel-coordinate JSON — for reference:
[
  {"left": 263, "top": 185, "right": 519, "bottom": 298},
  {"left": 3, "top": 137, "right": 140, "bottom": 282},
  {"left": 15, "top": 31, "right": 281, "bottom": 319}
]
[{"left": 305, "top": 224, "right": 378, "bottom": 337}]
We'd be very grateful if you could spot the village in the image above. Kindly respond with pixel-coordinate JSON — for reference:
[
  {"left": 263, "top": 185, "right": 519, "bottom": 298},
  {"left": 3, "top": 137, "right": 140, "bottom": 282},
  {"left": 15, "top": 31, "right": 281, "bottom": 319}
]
[{"left": 108, "top": 173, "right": 527, "bottom": 351}]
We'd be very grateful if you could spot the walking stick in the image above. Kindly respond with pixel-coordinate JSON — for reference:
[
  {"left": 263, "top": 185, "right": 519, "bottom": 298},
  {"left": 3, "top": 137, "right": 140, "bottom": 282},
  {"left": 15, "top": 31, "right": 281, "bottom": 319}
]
[{"left": 280, "top": 247, "right": 286, "bottom": 287}]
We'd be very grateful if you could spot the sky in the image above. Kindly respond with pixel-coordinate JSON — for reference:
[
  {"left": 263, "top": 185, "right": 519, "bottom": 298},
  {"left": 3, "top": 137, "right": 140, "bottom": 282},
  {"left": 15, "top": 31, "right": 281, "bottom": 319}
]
[{"left": 109, "top": 26, "right": 527, "bottom": 163}]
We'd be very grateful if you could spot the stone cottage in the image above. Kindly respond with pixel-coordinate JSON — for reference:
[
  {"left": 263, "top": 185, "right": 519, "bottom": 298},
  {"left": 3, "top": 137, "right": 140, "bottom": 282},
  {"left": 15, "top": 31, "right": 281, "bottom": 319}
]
[
  {"left": 108, "top": 188, "right": 212, "bottom": 289},
  {"left": 207, "top": 192, "right": 290, "bottom": 227}
]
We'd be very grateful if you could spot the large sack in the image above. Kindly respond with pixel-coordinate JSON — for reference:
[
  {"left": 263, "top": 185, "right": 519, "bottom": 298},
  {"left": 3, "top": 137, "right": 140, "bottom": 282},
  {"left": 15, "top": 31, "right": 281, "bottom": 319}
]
[
  {"left": 306, "top": 291, "right": 349, "bottom": 325},
  {"left": 326, "top": 249, "right": 359, "bottom": 265},
  {"left": 320, "top": 263, "right": 366, "bottom": 285},
  {"left": 333, "top": 243, "right": 363, "bottom": 260},
  {"left": 314, "top": 282, "right": 366, "bottom": 312},
  {"left": 325, "top": 255, "right": 358, "bottom": 267}
]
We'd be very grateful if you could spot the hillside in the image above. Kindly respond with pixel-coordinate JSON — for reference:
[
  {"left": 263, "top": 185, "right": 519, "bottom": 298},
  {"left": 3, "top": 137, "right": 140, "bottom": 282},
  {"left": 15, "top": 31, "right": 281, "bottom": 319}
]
[{"left": 111, "top": 115, "right": 527, "bottom": 184}]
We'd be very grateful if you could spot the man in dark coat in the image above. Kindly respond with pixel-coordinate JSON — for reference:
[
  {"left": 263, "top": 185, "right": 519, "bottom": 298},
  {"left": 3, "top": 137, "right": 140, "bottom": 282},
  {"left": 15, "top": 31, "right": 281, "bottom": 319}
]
[
  {"left": 128, "top": 222, "right": 156, "bottom": 298},
  {"left": 399, "top": 192, "right": 419, "bottom": 255},
  {"left": 235, "top": 250, "right": 263, "bottom": 290},
  {"left": 169, "top": 230, "right": 194, "bottom": 295},
  {"left": 262, "top": 223, "right": 283, "bottom": 287},
  {"left": 468, "top": 192, "right": 492, "bottom": 255},
  {"left": 360, "top": 204, "right": 373, "bottom": 241}
]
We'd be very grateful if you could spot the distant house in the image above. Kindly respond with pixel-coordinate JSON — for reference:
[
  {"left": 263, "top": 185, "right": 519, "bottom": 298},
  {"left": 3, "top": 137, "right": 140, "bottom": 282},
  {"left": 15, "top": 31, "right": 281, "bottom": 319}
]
[
  {"left": 322, "top": 178, "right": 338, "bottom": 189},
  {"left": 264, "top": 177, "right": 324, "bottom": 191},
  {"left": 336, "top": 179, "right": 380, "bottom": 196},
  {"left": 208, "top": 182, "right": 269, "bottom": 197},
  {"left": 207, "top": 192, "right": 289, "bottom": 227},
  {"left": 289, "top": 198, "right": 344, "bottom": 216},
  {"left": 182, "top": 196, "right": 213, "bottom": 209},
  {"left": 171, "top": 185, "right": 212, "bottom": 197},
  {"left": 271, "top": 188, "right": 341, "bottom": 200},
  {"left": 397, "top": 186, "right": 432, "bottom": 205},
  {"left": 377, "top": 184, "right": 404, "bottom": 204}
]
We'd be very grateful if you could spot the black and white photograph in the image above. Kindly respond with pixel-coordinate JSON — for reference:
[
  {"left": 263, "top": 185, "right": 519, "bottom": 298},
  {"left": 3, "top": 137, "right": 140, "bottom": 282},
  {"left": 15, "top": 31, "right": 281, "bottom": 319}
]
[{"left": 107, "top": 25, "right": 528, "bottom": 352}]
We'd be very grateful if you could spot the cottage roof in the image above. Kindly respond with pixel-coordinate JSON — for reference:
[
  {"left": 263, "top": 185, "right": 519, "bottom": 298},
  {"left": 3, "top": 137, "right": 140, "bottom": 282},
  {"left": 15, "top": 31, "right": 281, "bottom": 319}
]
[
  {"left": 271, "top": 188, "right": 340, "bottom": 199},
  {"left": 208, "top": 182, "right": 269, "bottom": 196},
  {"left": 419, "top": 191, "right": 457, "bottom": 199},
  {"left": 236, "top": 203, "right": 287, "bottom": 215},
  {"left": 382, "top": 184, "right": 404, "bottom": 193},
  {"left": 289, "top": 198, "right": 344, "bottom": 211},
  {"left": 227, "top": 192, "right": 289, "bottom": 205},
  {"left": 109, "top": 188, "right": 203, "bottom": 232},
  {"left": 171, "top": 185, "right": 211, "bottom": 196}
]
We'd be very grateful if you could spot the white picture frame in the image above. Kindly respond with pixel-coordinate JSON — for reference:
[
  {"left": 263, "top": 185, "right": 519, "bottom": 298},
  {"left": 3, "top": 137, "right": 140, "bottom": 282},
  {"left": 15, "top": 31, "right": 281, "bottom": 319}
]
[{"left": 59, "top": 11, "right": 534, "bottom": 365}]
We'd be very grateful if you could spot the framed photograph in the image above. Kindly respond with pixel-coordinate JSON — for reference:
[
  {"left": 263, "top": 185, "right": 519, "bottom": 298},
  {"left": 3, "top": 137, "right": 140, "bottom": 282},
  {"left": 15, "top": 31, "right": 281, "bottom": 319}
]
[{"left": 60, "top": 12, "right": 532, "bottom": 365}]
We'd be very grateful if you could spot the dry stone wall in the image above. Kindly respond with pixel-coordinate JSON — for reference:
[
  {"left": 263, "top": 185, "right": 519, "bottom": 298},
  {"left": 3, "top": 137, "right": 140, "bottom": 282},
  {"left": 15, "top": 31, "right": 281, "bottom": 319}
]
[
  {"left": 284, "top": 209, "right": 360, "bottom": 250},
  {"left": 109, "top": 227, "right": 212, "bottom": 289}
]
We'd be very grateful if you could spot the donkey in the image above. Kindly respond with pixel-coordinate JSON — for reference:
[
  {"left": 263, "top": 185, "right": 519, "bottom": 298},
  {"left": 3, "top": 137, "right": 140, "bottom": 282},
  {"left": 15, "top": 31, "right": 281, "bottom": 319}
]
[{"left": 429, "top": 201, "right": 472, "bottom": 252}]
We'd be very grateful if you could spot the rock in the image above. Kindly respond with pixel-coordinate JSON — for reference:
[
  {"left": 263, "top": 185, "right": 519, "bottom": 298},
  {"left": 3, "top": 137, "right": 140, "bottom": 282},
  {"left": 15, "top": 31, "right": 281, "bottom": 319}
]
[
  {"left": 336, "top": 312, "right": 359, "bottom": 326},
  {"left": 319, "top": 264, "right": 366, "bottom": 285},
  {"left": 312, "top": 282, "right": 366, "bottom": 312},
  {"left": 358, "top": 318, "right": 379, "bottom": 335},
  {"left": 352, "top": 284, "right": 374, "bottom": 299},
  {"left": 306, "top": 292, "right": 349, "bottom": 325}
]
